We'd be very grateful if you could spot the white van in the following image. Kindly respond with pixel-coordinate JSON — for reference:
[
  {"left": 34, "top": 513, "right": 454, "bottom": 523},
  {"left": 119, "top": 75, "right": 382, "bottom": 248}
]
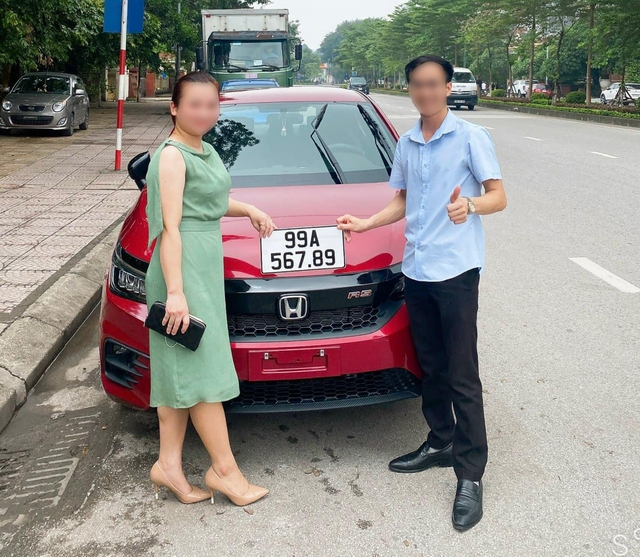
[{"left": 448, "top": 67, "right": 478, "bottom": 110}]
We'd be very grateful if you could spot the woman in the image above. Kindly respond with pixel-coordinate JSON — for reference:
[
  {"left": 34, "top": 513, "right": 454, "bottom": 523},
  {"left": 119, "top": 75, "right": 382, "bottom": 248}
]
[{"left": 145, "top": 71, "right": 274, "bottom": 506}]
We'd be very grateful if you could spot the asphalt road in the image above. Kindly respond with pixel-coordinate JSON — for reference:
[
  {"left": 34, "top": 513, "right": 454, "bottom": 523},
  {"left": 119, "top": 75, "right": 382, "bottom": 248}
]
[{"left": 1, "top": 96, "right": 639, "bottom": 557}]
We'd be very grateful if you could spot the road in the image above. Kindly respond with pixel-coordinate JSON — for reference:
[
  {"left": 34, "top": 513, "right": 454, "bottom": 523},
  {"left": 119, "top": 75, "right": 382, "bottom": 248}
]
[{"left": 1, "top": 95, "right": 639, "bottom": 557}]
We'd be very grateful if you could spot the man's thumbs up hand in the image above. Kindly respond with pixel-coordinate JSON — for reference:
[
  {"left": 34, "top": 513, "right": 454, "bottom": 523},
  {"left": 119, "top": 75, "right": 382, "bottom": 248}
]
[{"left": 447, "top": 185, "right": 468, "bottom": 225}]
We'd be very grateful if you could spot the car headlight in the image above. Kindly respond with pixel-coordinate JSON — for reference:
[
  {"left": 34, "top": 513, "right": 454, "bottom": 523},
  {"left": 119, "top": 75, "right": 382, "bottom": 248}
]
[
  {"left": 109, "top": 245, "right": 147, "bottom": 303},
  {"left": 1, "top": 100, "right": 11, "bottom": 111},
  {"left": 52, "top": 100, "right": 67, "bottom": 112}
]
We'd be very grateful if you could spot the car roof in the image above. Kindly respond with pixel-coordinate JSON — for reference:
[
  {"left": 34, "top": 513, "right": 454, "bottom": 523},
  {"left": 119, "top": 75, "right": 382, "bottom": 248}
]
[
  {"left": 20, "top": 72, "right": 77, "bottom": 78},
  {"left": 225, "top": 79, "right": 277, "bottom": 84},
  {"left": 220, "top": 85, "right": 368, "bottom": 104}
]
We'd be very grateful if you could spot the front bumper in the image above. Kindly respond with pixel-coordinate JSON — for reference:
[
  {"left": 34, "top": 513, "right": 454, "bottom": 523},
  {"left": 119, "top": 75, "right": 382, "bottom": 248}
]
[
  {"left": 448, "top": 94, "right": 478, "bottom": 107},
  {"left": 0, "top": 111, "right": 70, "bottom": 130},
  {"left": 100, "top": 273, "right": 422, "bottom": 413}
]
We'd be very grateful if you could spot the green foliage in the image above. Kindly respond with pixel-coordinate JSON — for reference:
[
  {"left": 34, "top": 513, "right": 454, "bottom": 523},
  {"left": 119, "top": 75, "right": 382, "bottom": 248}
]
[
  {"left": 0, "top": 0, "right": 271, "bottom": 82},
  {"left": 565, "top": 90, "right": 586, "bottom": 103},
  {"left": 480, "top": 97, "right": 640, "bottom": 118},
  {"left": 492, "top": 89, "right": 506, "bottom": 97},
  {"left": 531, "top": 93, "right": 551, "bottom": 103}
]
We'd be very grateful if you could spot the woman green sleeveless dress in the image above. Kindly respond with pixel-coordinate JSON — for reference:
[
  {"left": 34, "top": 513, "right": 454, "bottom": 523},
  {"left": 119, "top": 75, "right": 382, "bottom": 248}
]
[{"left": 145, "top": 138, "right": 240, "bottom": 408}]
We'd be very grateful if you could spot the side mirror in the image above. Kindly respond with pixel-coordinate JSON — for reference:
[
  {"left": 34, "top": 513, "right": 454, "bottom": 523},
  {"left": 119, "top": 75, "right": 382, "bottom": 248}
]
[
  {"left": 128, "top": 151, "right": 151, "bottom": 191},
  {"left": 74, "top": 88, "right": 86, "bottom": 96},
  {"left": 196, "top": 46, "right": 205, "bottom": 72},
  {"left": 295, "top": 43, "right": 303, "bottom": 61}
]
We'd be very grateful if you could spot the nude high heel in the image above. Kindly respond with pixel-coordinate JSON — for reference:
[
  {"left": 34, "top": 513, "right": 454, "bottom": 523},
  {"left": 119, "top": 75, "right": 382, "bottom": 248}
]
[
  {"left": 204, "top": 466, "right": 269, "bottom": 506},
  {"left": 150, "top": 461, "right": 210, "bottom": 504}
]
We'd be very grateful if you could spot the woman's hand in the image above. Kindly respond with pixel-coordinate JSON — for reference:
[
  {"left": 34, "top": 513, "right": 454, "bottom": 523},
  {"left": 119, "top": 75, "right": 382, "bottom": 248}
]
[
  {"left": 248, "top": 206, "right": 276, "bottom": 239},
  {"left": 163, "top": 292, "right": 190, "bottom": 335}
]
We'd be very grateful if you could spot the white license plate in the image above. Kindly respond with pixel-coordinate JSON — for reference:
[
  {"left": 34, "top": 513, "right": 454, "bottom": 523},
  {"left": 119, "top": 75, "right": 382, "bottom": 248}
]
[
  {"left": 260, "top": 226, "right": 346, "bottom": 274},
  {"left": 454, "top": 100, "right": 466, "bottom": 103}
]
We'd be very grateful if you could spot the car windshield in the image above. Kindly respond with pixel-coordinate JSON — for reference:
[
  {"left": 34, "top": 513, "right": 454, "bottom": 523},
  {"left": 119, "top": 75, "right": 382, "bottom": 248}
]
[
  {"left": 452, "top": 72, "right": 475, "bottom": 83},
  {"left": 13, "top": 75, "right": 70, "bottom": 95},
  {"left": 351, "top": 78, "right": 366, "bottom": 84},
  {"left": 211, "top": 40, "right": 288, "bottom": 70},
  {"left": 204, "top": 101, "right": 396, "bottom": 187}
]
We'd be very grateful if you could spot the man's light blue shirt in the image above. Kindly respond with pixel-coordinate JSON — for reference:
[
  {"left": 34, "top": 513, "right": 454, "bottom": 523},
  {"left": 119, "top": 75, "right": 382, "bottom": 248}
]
[{"left": 389, "top": 109, "right": 502, "bottom": 282}]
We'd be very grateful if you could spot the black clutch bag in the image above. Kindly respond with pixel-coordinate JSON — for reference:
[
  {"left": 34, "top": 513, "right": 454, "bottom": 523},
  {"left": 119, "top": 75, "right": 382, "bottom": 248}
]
[{"left": 144, "top": 301, "right": 206, "bottom": 352}]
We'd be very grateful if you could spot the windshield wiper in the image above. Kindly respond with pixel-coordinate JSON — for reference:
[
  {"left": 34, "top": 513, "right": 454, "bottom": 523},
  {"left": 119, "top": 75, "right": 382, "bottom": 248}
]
[
  {"left": 223, "top": 64, "right": 249, "bottom": 72},
  {"left": 251, "top": 64, "right": 280, "bottom": 71},
  {"left": 357, "top": 104, "right": 393, "bottom": 175},
  {"left": 310, "top": 103, "right": 346, "bottom": 185}
]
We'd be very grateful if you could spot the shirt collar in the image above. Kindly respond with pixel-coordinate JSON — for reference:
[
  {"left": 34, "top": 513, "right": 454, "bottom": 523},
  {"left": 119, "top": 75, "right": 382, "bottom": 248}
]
[{"left": 409, "top": 109, "right": 458, "bottom": 145}]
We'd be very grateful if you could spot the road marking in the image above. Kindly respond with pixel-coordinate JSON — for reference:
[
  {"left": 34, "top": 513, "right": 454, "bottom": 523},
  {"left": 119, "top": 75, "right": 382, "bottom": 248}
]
[
  {"left": 483, "top": 126, "right": 495, "bottom": 130},
  {"left": 525, "top": 136, "right": 542, "bottom": 141},
  {"left": 589, "top": 151, "right": 618, "bottom": 159},
  {"left": 570, "top": 258, "right": 640, "bottom": 293}
]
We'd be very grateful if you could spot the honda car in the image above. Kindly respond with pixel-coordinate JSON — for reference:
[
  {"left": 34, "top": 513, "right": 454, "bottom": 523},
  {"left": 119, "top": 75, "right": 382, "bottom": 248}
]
[{"left": 99, "top": 86, "right": 421, "bottom": 413}]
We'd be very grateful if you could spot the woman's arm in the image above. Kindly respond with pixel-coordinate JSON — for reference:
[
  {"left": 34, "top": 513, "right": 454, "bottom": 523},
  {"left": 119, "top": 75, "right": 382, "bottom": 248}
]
[
  {"left": 226, "top": 198, "right": 276, "bottom": 239},
  {"left": 157, "top": 146, "right": 190, "bottom": 335}
]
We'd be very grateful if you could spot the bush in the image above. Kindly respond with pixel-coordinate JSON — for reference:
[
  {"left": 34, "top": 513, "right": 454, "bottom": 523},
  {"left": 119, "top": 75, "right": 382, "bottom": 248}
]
[
  {"left": 637, "top": 97, "right": 640, "bottom": 110},
  {"left": 565, "top": 91, "right": 586, "bottom": 104},
  {"left": 491, "top": 88, "right": 506, "bottom": 98},
  {"left": 531, "top": 93, "right": 551, "bottom": 104}
]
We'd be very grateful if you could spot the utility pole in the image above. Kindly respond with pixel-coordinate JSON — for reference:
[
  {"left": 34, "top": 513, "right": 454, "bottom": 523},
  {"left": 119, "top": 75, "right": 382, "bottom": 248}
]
[{"left": 175, "top": 1, "right": 182, "bottom": 82}]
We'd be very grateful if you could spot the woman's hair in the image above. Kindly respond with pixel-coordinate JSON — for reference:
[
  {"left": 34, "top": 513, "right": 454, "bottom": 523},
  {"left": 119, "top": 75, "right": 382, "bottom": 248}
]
[{"left": 170, "top": 71, "right": 220, "bottom": 125}]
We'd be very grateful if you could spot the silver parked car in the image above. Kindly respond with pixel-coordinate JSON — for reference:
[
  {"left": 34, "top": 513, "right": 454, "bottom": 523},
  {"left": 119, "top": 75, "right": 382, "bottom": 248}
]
[{"left": 0, "top": 72, "right": 89, "bottom": 136}]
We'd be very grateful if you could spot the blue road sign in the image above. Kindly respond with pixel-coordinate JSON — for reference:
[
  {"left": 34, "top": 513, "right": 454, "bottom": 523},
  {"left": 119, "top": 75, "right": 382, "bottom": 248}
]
[{"left": 103, "top": 0, "right": 145, "bottom": 34}]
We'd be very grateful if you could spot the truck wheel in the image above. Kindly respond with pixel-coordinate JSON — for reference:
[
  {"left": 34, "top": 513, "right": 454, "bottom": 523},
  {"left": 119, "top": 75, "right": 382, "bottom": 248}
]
[{"left": 468, "top": 105, "right": 475, "bottom": 110}]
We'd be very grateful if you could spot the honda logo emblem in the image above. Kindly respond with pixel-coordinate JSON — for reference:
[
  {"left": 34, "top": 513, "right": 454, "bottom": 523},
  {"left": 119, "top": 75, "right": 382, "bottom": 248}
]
[{"left": 278, "top": 294, "right": 309, "bottom": 321}]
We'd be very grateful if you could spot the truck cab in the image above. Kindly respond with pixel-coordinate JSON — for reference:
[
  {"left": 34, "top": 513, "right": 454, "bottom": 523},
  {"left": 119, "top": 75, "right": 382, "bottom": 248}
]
[{"left": 198, "top": 9, "right": 301, "bottom": 88}]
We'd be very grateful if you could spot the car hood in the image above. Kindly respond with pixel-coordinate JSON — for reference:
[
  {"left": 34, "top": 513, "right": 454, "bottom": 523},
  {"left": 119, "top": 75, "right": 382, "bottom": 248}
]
[
  {"left": 119, "top": 183, "right": 406, "bottom": 279},
  {"left": 6, "top": 93, "right": 70, "bottom": 105}
]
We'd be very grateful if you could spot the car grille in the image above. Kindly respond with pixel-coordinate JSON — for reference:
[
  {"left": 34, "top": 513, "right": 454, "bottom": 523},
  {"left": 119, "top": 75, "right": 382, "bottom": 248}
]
[
  {"left": 227, "top": 305, "right": 382, "bottom": 339},
  {"left": 19, "top": 105, "right": 45, "bottom": 112},
  {"left": 11, "top": 115, "right": 54, "bottom": 125},
  {"left": 453, "top": 90, "right": 473, "bottom": 96},
  {"left": 224, "top": 368, "right": 421, "bottom": 413}
]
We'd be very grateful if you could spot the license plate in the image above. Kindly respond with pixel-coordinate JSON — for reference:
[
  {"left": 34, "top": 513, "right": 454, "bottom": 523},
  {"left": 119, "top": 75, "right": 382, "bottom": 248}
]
[
  {"left": 260, "top": 226, "right": 346, "bottom": 274},
  {"left": 454, "top": 100, "right": 466, "bottom": 103}
]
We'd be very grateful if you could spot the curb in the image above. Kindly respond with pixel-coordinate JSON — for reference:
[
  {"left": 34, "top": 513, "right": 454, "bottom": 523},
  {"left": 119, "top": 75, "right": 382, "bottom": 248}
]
[
  {"left": 478, "top": 101, "right": 640, "bottom": 128},
  {"left": 0, "top": 225, "right": 121, "bottom": 434},
  {"left": 370, "top": 89, "right": 640, "bottom": 128}
]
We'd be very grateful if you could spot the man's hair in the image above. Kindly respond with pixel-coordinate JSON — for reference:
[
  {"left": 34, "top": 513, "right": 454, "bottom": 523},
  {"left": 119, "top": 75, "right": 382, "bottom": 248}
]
[{"left": 405, "top": 55, "right": 454, "bottom": 84}]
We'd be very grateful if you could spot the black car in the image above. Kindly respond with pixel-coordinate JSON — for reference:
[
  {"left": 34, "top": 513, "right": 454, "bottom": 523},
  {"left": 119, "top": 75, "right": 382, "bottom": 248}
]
[{"left": 348, "top": 77, "right": 370, "bottom": 95}]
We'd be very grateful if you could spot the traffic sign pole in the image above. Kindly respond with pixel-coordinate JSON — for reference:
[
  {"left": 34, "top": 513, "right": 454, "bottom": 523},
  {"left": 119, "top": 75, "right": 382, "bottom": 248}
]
[{"left": 115, "top": 0, "right": 128, "bottom": 170}]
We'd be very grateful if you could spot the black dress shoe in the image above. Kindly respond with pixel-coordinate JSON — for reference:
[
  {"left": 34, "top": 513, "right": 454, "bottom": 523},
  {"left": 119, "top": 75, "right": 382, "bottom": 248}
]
[
  {"left": 388, "top": 441, "right": 453, "bottom": 473},
  {"left": 452, "top": 479, "right": 483, "bottom": 531}
]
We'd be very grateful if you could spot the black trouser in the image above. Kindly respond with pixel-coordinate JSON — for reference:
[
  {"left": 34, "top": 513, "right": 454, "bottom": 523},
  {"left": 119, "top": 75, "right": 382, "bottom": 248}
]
[{"left": 404, "top": 268, "right": 488, "bottom": 481}]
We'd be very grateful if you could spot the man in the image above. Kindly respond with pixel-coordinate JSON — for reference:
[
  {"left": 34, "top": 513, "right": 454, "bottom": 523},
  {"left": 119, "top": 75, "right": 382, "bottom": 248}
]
[{"left": 337, "top": 54, "right": 507, "bottom": 531}]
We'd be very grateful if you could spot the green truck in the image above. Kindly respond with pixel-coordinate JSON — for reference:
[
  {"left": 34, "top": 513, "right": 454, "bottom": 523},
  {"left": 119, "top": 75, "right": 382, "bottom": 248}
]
[{"left": 196, "top": 8, "right": 302, "bottom": 87}]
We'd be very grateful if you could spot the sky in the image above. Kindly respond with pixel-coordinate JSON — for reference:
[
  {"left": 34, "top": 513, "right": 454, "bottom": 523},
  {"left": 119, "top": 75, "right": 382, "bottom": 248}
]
[{"left": 265, "top": 0, "right": 403, "bottom": 51}]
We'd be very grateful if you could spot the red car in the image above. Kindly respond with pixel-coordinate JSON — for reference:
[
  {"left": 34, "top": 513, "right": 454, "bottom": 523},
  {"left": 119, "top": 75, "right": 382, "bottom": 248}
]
[
  {"left": 99, "top": 86, "right": 421, "bottom": 413},
  {"left": 532, "top": 84, "right": 552, "bottom": 98}
]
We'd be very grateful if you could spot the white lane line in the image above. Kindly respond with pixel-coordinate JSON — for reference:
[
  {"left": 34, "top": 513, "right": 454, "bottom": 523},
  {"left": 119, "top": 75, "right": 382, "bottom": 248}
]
[
  {"left": 484, "top": 126, "right": 495, "bottom": 130},
  {"left": 570, "top": 258, "right": 640, "bottom": 293},
  {"left": 590, "top": 151, "right": 618, "bottom": 159},
  {"left": 525, "top": 136, "right": 542, "bottom": 141}
]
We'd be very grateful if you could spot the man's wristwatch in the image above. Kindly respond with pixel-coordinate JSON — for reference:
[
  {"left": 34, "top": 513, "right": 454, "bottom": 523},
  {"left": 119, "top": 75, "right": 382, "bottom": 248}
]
[{"left": 463, "top": 196, "right": 476, "bottom": 214}]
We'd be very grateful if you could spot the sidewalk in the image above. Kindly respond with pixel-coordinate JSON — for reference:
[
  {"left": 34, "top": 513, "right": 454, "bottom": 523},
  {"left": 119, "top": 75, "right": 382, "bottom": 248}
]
[{"left": 0, "top": 100, "right": 174, "bottom": 431}]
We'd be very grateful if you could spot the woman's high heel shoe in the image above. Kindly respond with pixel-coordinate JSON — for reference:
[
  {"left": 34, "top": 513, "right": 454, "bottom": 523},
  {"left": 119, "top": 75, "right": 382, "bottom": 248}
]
[
  {"left": 150, "top": 461, "right": 210, "bottom": 504},
  {"left": 204, "top": 466, "right": 269, "bottom": 506}
]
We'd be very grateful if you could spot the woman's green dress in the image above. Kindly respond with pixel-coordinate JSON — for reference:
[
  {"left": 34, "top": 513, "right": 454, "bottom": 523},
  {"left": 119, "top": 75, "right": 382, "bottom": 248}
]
[{"left": 145, "top": 138, "right": 240, "bottom": 408}]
